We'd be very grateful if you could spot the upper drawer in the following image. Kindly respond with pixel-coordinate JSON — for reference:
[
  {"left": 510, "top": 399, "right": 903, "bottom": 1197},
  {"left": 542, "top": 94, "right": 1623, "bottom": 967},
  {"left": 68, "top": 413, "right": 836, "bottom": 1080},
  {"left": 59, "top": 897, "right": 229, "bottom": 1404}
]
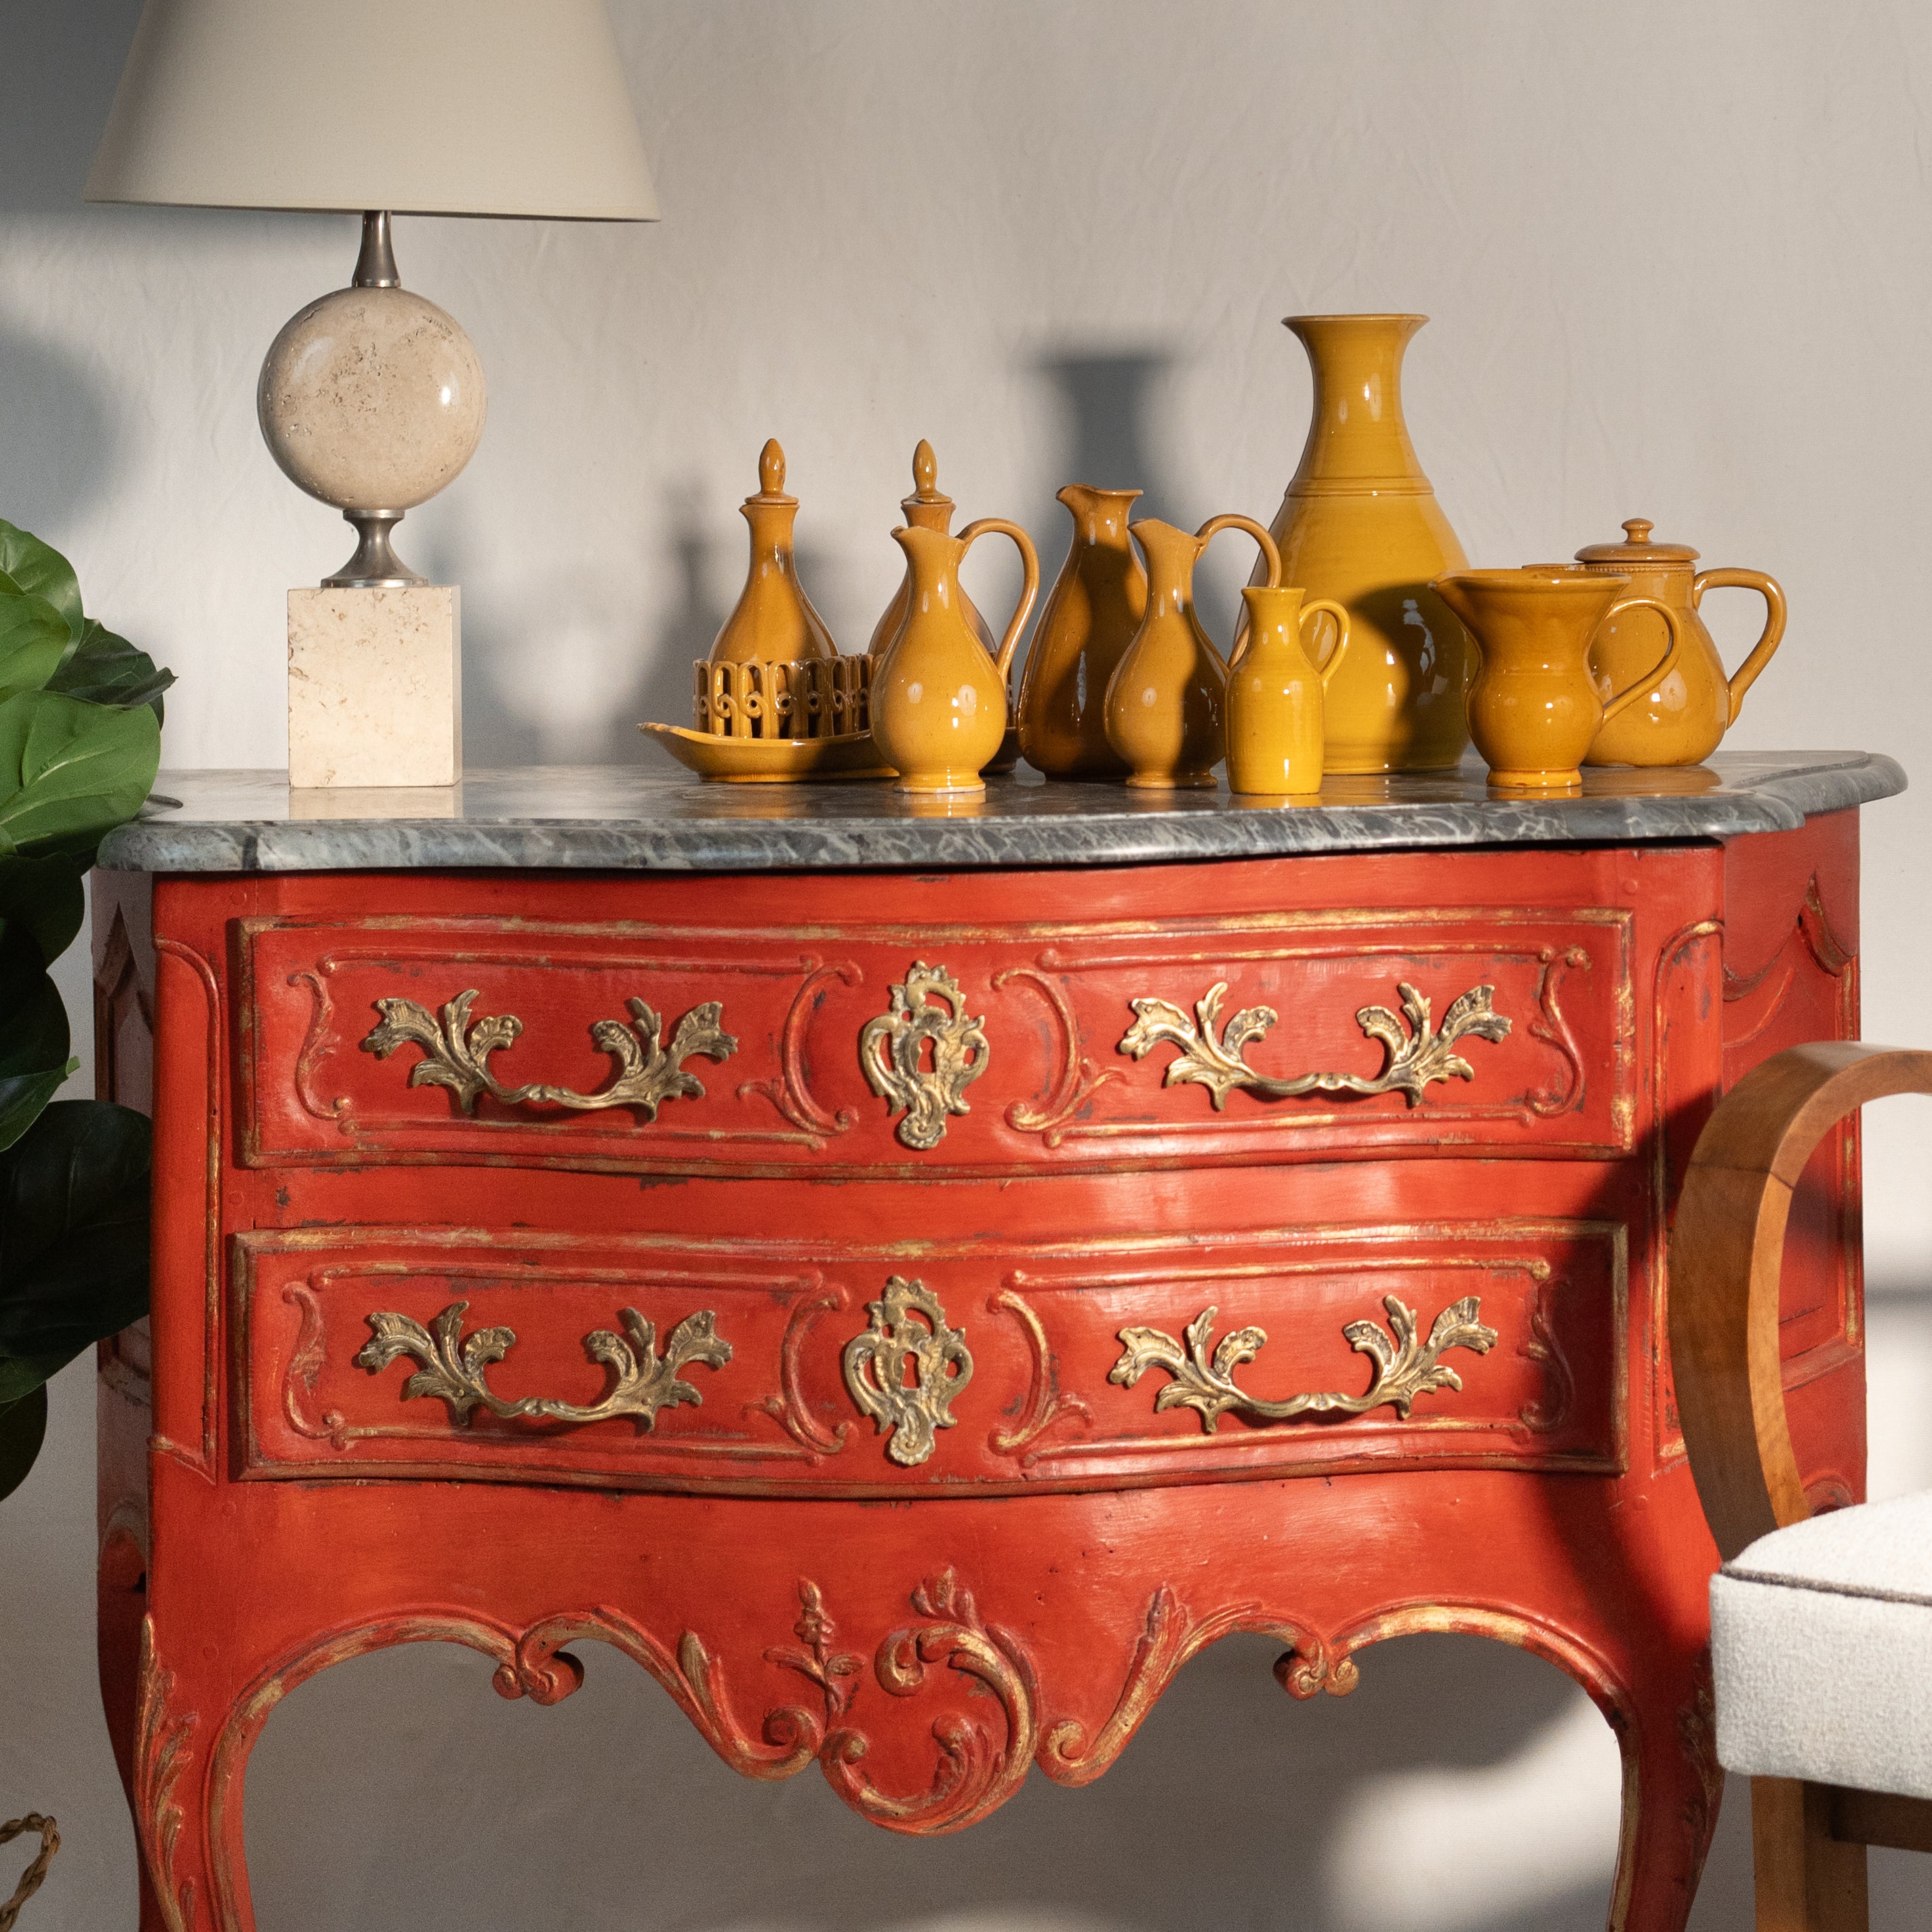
[{"left": 237, "top": 908, "right": 1636, "bottom": 1175}]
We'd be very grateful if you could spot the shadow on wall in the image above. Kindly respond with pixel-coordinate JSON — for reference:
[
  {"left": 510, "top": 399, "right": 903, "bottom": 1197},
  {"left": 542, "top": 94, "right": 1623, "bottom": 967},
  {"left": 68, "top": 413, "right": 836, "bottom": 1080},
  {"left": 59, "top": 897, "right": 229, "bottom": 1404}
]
[
  {"left": 0, "top": 0, "right": 144, "bottom": 215},
  {"left": 243, "top": 1629, "right": 1634, "bottom": 1932},
  {"left": 1035, "top": 350, "right": 1182, "bottom": 522},
  {"left": 1023, "top": 346, "right": 1261, "bottom": 662},
  {"left": 0, "top": 305, "right": 119, "bottom": 544}
]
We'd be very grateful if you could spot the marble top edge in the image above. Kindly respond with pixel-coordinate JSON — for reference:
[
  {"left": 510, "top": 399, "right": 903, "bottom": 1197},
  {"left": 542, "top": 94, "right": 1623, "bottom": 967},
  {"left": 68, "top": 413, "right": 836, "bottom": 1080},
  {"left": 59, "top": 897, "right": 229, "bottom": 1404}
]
[{"left": 97, "top": 751, "right": 1908, "bottom": 874}]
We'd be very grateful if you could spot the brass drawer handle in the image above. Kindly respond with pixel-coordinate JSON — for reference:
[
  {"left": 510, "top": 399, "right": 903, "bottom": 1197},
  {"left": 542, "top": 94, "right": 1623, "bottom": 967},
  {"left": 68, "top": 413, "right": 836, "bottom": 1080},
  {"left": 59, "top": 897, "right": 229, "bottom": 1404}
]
[
  {"left": 356, "top": 1299, "right": 730, "bottom": 1428},
  {"left": 1120, "top": 979, "right": 1509, "bottom": 1109},
  {"left": 362, "top": 988, "right": 736, "bottom": 1118},
  {"left": 1112, "top": 1295, "right": 1497, "bottom": 1434}
]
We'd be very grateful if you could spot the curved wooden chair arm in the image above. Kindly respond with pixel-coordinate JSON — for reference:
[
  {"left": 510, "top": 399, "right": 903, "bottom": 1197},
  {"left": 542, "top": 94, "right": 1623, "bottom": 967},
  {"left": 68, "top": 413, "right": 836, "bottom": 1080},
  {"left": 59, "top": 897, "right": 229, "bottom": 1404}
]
[{"left": 1670, "top": 1042, "right": 1932, "bottom": 1562}]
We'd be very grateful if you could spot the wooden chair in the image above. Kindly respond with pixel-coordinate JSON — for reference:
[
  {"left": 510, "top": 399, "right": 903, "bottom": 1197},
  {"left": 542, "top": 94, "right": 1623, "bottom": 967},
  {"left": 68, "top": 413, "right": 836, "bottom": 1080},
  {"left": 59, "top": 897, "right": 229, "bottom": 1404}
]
[{"left": 1671, "top": 1041, "right": 1932, "bottom": 1931}]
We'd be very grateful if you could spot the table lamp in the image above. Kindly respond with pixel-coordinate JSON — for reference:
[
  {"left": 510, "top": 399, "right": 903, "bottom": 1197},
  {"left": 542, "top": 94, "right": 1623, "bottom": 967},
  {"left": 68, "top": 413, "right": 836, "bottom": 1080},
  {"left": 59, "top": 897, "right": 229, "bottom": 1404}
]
[{"left": 85, "top": 0, "right": 658, "bottom": 788}]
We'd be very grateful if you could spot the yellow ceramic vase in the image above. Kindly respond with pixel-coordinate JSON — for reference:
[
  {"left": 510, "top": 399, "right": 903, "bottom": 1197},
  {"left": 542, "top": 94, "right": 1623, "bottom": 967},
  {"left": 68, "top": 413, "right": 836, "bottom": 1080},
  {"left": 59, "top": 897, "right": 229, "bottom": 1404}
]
[
  {"left": 709, "top": 439, "right": 838, "bottom": 664},
  {"left": 1017, "top": 484, "right": 1147, "bottom": 779},
  {"left": 1104, "top": 515, "right": 1280, "bottom": 790},
  {"left": 1255, "top": 315, "right": 1472, "bottom": 773},
  {"left": 1573, "top": 519, "right": 1788, "bottom": 767},
  {"left": 1432, "top": 569, "right": 1686, "bottom": 792},
  {"left": 870, "top": 519, "right": 1039, "bottom": 796},
  {"left": 1225, "top": 586, "right": 1352, "bottom": 797}
]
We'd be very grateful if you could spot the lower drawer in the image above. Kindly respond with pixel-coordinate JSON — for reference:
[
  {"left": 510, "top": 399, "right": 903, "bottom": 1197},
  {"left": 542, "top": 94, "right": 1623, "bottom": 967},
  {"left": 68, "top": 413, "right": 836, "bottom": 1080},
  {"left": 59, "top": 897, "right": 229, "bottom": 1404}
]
[{"left": 235, "top": 1215, "right": 1628, "bottom": 1496}]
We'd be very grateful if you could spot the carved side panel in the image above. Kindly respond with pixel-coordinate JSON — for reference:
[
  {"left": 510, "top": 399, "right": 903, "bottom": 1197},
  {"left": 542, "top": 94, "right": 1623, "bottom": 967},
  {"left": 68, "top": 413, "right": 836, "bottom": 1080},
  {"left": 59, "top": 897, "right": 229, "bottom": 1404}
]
[{"left": 1722, "top": 818, "right": 1861, "bottom": 1373}]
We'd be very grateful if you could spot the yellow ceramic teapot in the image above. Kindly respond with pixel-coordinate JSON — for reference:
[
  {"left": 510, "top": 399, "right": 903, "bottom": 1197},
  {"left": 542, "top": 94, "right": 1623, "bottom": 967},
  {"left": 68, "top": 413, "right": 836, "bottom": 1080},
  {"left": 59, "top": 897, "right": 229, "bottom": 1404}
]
[
  {"left": 1104, "top": 515, "right": 1281, "bottom": 788},
  {"left": 1573, "top": 519, "right": 1786, "bottom": 767},
  {"left": 870, "top": 519, "right": 1039, "bottom": 796}
]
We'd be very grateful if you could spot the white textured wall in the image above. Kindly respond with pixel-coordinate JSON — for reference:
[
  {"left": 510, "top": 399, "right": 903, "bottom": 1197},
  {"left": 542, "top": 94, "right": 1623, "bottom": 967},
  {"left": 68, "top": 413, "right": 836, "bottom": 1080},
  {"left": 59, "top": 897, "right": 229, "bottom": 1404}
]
[{"left": 5, "top": 2, "right": 1932, "bottom": 1927}]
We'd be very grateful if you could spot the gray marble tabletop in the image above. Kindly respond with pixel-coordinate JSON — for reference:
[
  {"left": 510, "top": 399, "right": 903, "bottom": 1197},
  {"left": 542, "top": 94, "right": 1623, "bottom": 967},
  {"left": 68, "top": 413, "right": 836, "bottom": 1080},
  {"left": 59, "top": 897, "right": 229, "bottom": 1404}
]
[{"left": 98, "top": 750, "right": 1906, "bottom": 874}]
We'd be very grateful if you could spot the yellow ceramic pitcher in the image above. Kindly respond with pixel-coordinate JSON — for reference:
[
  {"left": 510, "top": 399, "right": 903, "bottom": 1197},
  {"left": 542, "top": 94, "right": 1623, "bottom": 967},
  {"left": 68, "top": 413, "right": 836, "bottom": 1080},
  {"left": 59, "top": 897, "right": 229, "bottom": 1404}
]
[
  {"left": 870, "top": 520, "right": 1039, "bottom": 796},
  {"left": 1572, "top": 519, "right": 1787, "bottom": 767},
  {"left": 1226, "top": 586, "right": 1352, "bottom": 797},
  {"left": 1017, "top": 484, "right": 1147, "bottom": 779},
  {"left": 1104, "top": 515, "right": 1281, "bottom": 789},
  {"left": 1431, "top": 568, "right": 1687, "bottom": 792},
  {"left": 869, "top": 441, "right": 997, "bottom": 658}
]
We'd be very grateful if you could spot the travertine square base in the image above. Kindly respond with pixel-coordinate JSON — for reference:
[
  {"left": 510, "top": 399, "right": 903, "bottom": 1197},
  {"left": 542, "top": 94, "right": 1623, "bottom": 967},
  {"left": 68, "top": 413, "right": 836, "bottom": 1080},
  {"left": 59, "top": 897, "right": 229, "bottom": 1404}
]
[{"left": 287, "top": 585, "right": 460, "bottom": 789}]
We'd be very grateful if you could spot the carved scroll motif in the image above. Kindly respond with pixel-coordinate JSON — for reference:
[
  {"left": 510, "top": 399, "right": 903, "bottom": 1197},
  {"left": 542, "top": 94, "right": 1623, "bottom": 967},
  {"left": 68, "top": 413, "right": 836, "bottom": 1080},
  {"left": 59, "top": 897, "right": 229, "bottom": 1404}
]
[
  {"left": 1526, "top": 947, "right": 1590, "bottom": 1117},
  {"left": 738, "top": 959, "right": 862, "bottom": 1145},
  {"left": 752, "top": 1288, "right": 852, "bottom": 1455},
  {"left": 361, "top": 988, "right": 735, "bottom": 1119},
  {"left": 860, "top": 963, "right": 988, "bottom": 1150},
  {"left": 993, "top": 965, "right": 1119, "bottom": 1146},
  {"left": 842, "top": 1277, "right": 972, "bottom": 1466},
  {"left": 1112, "top": 1295, "right": 1499, "bottom": 1434},
  {"left": 823, "top": 1568, "right": 1039, "bottom": 1834},
  {"left": 134, "top": 1617, "right": 197, "bottom": 1932},
  {"left": 1518, "top": 1279, "right": 1573, "bottom": 1434},
  {"left": 1119, "top": 979, "right": 1511, "bottom": 1110},
  {"left": 356, "top": 1300, "right": 729, "bottom": 1430},
  {"left": 1041, "top": 1585, "right": 1354, "bottom": 1790},
  {"left": 986, "top": 1288, "right": 1090, "bottom": 1457}
]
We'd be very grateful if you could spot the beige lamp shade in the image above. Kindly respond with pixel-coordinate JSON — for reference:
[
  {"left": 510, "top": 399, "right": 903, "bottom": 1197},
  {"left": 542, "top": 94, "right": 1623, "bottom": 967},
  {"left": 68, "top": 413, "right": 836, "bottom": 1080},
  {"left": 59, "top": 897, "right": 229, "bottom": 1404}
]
[{"left": 85, "top": 0, "right": 658, "bottom": 220}]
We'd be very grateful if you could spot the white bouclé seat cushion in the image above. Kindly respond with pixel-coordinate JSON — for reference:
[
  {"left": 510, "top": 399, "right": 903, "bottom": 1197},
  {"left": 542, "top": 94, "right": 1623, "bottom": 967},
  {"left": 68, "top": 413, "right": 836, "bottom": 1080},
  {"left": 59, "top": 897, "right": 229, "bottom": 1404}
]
[{"left": 1710, "top": 1490, "right": 1932, "bottom": 1798}]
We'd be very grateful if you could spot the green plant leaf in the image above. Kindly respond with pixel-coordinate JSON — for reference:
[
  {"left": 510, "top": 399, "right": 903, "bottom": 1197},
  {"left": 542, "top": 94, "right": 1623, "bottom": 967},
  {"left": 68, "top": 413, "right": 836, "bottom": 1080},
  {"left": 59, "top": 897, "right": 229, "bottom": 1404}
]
[
  {"left": 0, "top": 853, "right": 85, "bottom": 965},
  {"left": 0, "top": 592, "right": 78, "bottom": 702},
  {"left": 0, "top": 1383, "right": 48, "bottom": 1502},
  {"left": 0, "top": 1102, "right": 150, "bottom": 1401},
  {"left": 48, "top": 619, "right": 174, "bottom": 719},
  {"left": 0, "top": 521, "right": 82, "bottom": 641},
  {"left": 0, "top": 926, "right": 71, "bottom": 1152},
  {"left": 0, "top": 690, "right": 160, "bottom": 860}
]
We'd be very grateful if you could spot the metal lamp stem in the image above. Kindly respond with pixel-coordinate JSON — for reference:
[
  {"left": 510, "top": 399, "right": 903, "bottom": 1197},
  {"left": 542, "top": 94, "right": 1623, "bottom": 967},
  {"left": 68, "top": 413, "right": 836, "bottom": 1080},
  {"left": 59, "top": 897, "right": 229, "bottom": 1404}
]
[
  {"left": 353, "top": 209, "right": 400, "bottom": 289},
  {"left": 324, "top": 212, "right": 426, "bottom": 588}
]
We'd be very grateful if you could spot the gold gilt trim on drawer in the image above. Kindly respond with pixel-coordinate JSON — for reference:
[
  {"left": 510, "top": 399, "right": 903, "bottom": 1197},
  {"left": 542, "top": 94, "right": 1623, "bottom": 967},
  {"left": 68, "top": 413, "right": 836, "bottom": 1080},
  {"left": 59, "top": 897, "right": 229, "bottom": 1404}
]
[
  {"left": 1112, "top": 1294, "right": 1500, "bottom": 1432},
  {"left": 1119, "top": 978, "right": 1510, "bottom": 1110},
  {"left": 842, "top": 1276, "right": 973, "bottom": 1466},
  {"left": 356, "top": 1299, "right": 731, "bottom": 1429},
  {"left": 860, "top": 962, "right": 988, "bottom": 1150},
  {"left": 361, "top": 988, "right": 735, "bottom": 1119}
]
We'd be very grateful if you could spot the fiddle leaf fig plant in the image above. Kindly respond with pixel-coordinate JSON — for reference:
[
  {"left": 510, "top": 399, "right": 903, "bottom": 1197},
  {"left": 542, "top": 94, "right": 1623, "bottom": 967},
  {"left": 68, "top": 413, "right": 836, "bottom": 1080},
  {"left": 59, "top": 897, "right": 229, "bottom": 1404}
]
[{"left": 0, "top": 521, "right": 171, "bottom": 1502}]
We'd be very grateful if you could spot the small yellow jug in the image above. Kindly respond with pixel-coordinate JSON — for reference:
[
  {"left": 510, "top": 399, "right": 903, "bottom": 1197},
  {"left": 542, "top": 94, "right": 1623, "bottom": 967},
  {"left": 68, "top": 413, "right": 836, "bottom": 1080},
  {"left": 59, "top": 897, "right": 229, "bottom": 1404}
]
[
  {"left": 870, "top": 520, "right": 1039, "bottom": 796},
  {"left": 1226, "top": 586, "right": 1352, "bottom": 796},
  {"left": 1104, "top": 515, "right": 1281, "bottom": 789},
  {"left": 1432, "top": 568, "right": 1685, "bottom": 791}
]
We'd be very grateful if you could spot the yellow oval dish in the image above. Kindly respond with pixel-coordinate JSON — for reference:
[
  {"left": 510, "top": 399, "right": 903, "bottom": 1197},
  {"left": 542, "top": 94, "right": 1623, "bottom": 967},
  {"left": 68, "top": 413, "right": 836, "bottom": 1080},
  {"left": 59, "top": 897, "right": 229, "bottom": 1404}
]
[{"left": 638, "top": 722, "right": 893, "bottom": 784}]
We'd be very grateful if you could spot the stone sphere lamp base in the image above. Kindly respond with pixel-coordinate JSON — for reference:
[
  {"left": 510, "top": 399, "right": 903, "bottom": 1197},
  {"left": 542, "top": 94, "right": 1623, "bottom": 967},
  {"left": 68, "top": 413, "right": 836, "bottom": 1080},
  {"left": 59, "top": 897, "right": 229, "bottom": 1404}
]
[{"left": 80, "top": 0, "right": 660, "bottom": 789}]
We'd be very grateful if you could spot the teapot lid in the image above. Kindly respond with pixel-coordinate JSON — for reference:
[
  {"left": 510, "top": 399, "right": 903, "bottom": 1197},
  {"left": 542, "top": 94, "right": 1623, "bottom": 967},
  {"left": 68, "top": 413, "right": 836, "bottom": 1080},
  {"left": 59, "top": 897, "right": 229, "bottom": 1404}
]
[{"left": 1575, "top": 517, "right": 1699, "bottom": 565}]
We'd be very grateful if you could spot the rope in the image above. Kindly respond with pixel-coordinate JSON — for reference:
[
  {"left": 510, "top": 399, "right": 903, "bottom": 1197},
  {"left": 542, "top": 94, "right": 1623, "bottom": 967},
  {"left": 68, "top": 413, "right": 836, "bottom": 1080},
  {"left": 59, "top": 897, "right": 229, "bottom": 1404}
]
[{"left": 0, "top": 1816, "right": 58, "bottom": 1931}]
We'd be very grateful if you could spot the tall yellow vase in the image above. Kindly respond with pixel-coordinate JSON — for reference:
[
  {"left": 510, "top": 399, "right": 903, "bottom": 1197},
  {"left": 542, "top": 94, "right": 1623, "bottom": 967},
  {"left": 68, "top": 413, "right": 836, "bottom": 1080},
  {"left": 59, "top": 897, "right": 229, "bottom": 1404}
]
[{"left": 1258, "top": 315, "right": 1472, "bottom": 773}]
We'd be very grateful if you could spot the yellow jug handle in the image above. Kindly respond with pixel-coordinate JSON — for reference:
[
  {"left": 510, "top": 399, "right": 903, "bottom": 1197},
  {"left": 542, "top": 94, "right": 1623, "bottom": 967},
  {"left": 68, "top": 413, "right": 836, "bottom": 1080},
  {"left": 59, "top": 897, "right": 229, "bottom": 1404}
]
[
  {"left": 1598, "top": 597, "right": 1687, "bottom": 724},
  {"left": 959, "top": 517, "right": 1040, "bottom": 683},
  {"left": 1692, "top": 567, "right": 1787, "bottom": 725},
  {"left": 1194, "top": 514, "right": 1281, "bottom": 670},
  {"left": 1301, "top": 599, "right": 1352, "bottom": 687}
]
